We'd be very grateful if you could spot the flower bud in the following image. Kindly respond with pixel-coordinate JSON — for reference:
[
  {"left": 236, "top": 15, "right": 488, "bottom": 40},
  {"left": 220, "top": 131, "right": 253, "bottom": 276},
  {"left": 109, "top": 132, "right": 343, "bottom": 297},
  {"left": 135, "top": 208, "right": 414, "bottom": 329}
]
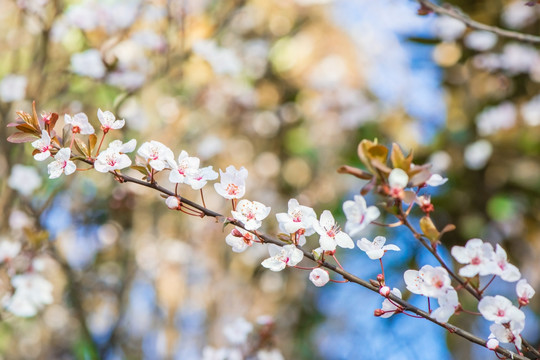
[
  {"left": 373, "top": 309, "right": 385, "bottom": 317},
  {"left": 231, "top": 228, "right": 243, "bottom": 237},
  {"left": 165, "top": 196, "right": 180, "bottom": 210},
  {"left": 518, "top": 297, "right": 530, "bottom": 307},
  {"left": 377, "top": 273, "right": 385, "bottom": 284},
  {"left": 379, "top": 286, "right": 391, "bottom": 297},
  {"left": 486, "top": 338, "right": 499, "bottom": 350},
  {"left": 309, "top": 268, "right": 330, "bottom": 287}
]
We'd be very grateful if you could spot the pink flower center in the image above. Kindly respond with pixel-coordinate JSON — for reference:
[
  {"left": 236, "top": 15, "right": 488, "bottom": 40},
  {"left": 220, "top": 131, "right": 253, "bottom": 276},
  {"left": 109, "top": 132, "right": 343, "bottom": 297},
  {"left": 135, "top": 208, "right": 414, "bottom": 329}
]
[
  {"left": 61, "top": 160, "right": 67, "bottom": 169},
  {"left": 246, "top": 211, "right": 255, "bottom": 220},
  {"left": 291, "top": 210, "right": 302, "bottom": 222},
  {"left": 226, "top": 183, "right": 239, "bottom": 195},
  {"left": 72, "top": 125, "right": 81, "bottom": 134},
  {"left": 107, "top": 156, "right": 117, "bottom": 167},
  {"left": 498, "top": 261, "right": 506, "bottom": 270},
  {"left": 243, "top": 234, "right": 253, "bottom": 245},
  {"left": 326, "top": 229, "right": 336, "bottom": 238},
  {"left": 497, "top": 309, "right": 505, "bottom": 317},
  {"left": 471, "top": 256, "right": 481, "bottom": 265},
  {"left": 433, "top": 278, "right": 444, "bottom": 289}
]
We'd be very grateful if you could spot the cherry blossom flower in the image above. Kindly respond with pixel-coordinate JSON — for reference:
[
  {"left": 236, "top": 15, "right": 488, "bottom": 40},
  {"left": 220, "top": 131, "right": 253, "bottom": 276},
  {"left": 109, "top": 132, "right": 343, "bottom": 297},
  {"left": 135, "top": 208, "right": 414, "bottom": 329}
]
[
  {"left": 342, "top": 195, "right": 380, "bottom": 237},
  {"left": 94, "top": 139, "right": 136, "bottom": 173},
  {"left": 31, "top": 130, "right": 52, "bottom": 161},
  {"left": 489, "top": 317, "right": 525, "bottom": 349},
  {"left": 486, "top": 337, "right": 499, "bottom": 350},
  {"left": 379, "top": 288, "right": 402, "bottom": 318},
  {"left": 64, "top": 113, "right": 95, "bottom": 134},
  {"left": 225, "top": 227, "right": 255, "bottom": 253},
  {"left": 451, "top": 238, "right": 498, "bottom": 278},
  {"left": 214, "top": 166, "right": 248, "bottom": 199},
  {"left": 425, "top": 173, "right": 448, "bottom": 187},
  {"left": 165, "top": 196, "right": 180, "bottom": 210},
  {"left": 415, "top": 195, "right": 434, "bottom": 213},
  {"left": 97, "top": 108, "right": 125, "bottom": 132},
  {"left": 478, "top": 295, "right": 524, "bottom": 324},
  {"left": 275, "top": 198, "right": 317, "bottom": 235},
  {"left": 431, "top": 288, "right": 459, "bottom": 323},
  {"left": 261, "top": 244, "right": 303, "bottom": 272},
  {"left": 188, "top": 166, "right": 219, "bottom": 190},
  {"left": 231, "top": 199, "right": 271, "bottom": 230},
  {"left": 404, "top": 265, "right": 452, "bottom": 299},
  {"left": 202, "top": 347, "right": 242, "bottom": 360},
  {"left": 516, "top": 279, "right": 535, "bottom": 306},
  {"left": 309, "top": 268, "right": 330, "bottom": 287},
  {"left": 313, "top": 210, "right": 354, "bottom": 251},
  {"left": 4, "top": 273, "right": 53, "bottom": 317},
  {"left": 492, "top": 244, "right": 521, "bottom": 282},
  {"left": 137, "top": 140, "right": 174, "bottom": 171},
  {"left": 8, "top": 164, "right": 42, "bottom": 196},
  {"left": 168, "top": 151, "right": 200, "bottom": 184},
  {"left": 0, "top": 240, "right": 21, "bottom": 263},
  {"left": 223, "top": 317, "right": 253, "bottom": 345},
  {"left": 388, "top": 168, "right": 408, "bottom": 199},
  {"left": 47, "top": 148, "right": 76, "bottom": 179},
  {"left": 357, "top": 236, "right": 400, "bottom": 260}
]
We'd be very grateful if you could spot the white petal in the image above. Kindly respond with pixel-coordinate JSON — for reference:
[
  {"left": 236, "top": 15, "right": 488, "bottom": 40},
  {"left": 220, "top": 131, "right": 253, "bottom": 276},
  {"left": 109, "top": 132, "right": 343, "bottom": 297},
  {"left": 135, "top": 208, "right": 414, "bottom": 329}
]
[
  {"left": 388, "top": 168, "right": 409, "bottom": 188},
  {"left": 319, "top": 235, "right": 336, "bottom": 251},
  {"left": 319, "top": 210, "right": 335, "bottom": 229},
  {"left": 335, "top": 232, "right": 354, "bottom": 249}
]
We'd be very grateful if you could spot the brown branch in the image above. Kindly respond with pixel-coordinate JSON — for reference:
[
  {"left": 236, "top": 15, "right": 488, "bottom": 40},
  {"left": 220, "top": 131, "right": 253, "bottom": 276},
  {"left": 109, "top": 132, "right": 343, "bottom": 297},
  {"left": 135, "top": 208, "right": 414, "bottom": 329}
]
[
  {"left": 94, "top": 167, "right": 529, "bottom": 360},
  {"left": 418, "top": 0, "right": 540, "bottom": 44}
]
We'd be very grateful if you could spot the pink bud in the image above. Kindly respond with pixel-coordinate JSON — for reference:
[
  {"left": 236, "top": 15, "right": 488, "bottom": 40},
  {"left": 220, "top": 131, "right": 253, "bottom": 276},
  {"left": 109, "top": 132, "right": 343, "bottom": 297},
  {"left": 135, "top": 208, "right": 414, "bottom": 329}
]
[
  {"left": 518, "top": 297, "right": 530, "bottom": 307},
  {"left": 486, "top": 338, "right": 499, "bottom": 350},
  {"left": 374, "top": 309, "right": 384, "bottom": 317},
  {"left": 231, "top": 228, "right": 243, "bottom": 237},
  {"left": 377, "top": 274, "right": 385, "bottom": 283},
  {"left": 165, "top": 196, "right": 180, "bottom": 210},
  {"left": 379, "top": 286, "right": 391, "bottom": 297}
]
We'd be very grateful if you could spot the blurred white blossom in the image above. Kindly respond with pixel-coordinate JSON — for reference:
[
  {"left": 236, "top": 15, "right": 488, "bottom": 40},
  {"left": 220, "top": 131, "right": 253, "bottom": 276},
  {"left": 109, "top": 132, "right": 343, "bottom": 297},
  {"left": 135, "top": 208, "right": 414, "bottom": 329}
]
[
  {"left": 0, "top": 75, "right": 27, "bottom": 102},
  {"left": 464, "top": 140, "right": 493, "bottom": 170},
  {"left": 476, "top": 102, "right": 516, "bottom": 136},
  {"left": 8, "top": 164, "right": 42, "bottom": 196},
  {"left": 71, "top": 49, "right": 106, "bottom": 79}
]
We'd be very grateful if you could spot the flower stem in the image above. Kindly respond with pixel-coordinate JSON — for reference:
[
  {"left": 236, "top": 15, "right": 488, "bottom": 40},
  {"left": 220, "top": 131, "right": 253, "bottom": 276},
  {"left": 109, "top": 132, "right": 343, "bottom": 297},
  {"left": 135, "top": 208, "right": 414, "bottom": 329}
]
[{"left": 95, "top": 132, "right": 107, "bottom": 156}]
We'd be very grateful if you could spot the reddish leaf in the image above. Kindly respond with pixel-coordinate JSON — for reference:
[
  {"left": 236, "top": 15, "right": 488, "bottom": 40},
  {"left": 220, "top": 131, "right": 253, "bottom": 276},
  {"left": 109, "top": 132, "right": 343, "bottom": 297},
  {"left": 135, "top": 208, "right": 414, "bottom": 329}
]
[
  {"left": 16, "top": 123, "right": 39, "bottom": 134},
  {"left": 88, "top": 134, "right": 97, "bottom": 153},
  {"left": 48, "top": 113, "right": 59, "bottom": 130},
  {"left": 74, "top": 138, "right": 90, "bottom": 157},
  {"left": 7, "top": 132, "right": 38, "bottom": 143}
]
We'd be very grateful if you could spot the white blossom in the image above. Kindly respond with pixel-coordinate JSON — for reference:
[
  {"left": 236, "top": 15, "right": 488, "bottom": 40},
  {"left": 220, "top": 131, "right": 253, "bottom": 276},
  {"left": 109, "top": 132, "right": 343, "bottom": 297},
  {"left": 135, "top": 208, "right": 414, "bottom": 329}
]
[
  {"left": 343, "top": 195, "right": 380, "bottom": 237},
  {"left": 31, "top": 130, "right": 52, "bottom": 161},
  {"left": 433, "top": 16, "right": 466, "bottom": 42},
  {"left": 486, "top": 337, "right": 499, "bottom": 350},
  {"left": 94, "top": 139, "right": 136, "bottom": 173},
  {"left": 425, "top": 173, "right": 448, "bottom": 187},
  {"left": 165, "top": 196, "right": 180, "bottom": 210},
  {"left": 431, "top": 288, "right": 459, "bottom": 323},
  {"left": 168, "top": 151, "right": 200, "bottom": 184},
  {"left": 47, "top": 148, "right": 76, "bottom": 179},
  {"left": 4, "top": 273, "right": 53, "bottom": 317},
  {"left": 193, "top": 40, "right": 242, "bottom": 76},
  {"left": 404, "top": 265, "right": 452, "bottom": 299},
  {"left": 313, "top": 210, "right": 354, "bottom": 251},
  {"left": 261, "top": 244, "right": 303, "bottom": 272},
  {"left": 71, "top": 49, "right": 106, "bottom": 79},
  {"left": 8, "top": 164, "right": 42, "bottom": 196},
  {"left": 516, "top": 279, "right": 535, "bottom": 305},
  {"left": 275, "top": 198, "right": 317, "bottom": 235},
  {"left": 257, "top": 349, "right": 285, "bottom": 360},
  {"left": 464, "top": 31, "right": 498, "bottom": 51},
  {"left": 65, "top": 113, "right": 95, "bottom": 135},
  {"left": 225, "top": 227, "right": 254, "bottom": 253},
  {"left": 223, "top": 317, "right": 253, "bottom": 345},
  {"left": 0, "top": 74, "right": 27, "bottom": 102},
  {"left": 490, "top": 323, "right": 523, "bottom": 349},
  {"left": 309, "top": 268, "right": 330, "bottom": 287},
  {"left": 231, "top": 200, "right": 271, "bottom": 231},
  {"left": 380, "top": 288, "right": 402, "bottom": 318},
  {"left": 451, "top": 238, "right": 498, "bottom": 278},
  {"left": 479, "top": 295, "right": 524, "bottom": 325},
  {"left": 188, "top": 166, "right": 219, "bottom": 190},
  {"left": 464, "top": 140, "right": 493, "bottom": 170},
  {"left": 214, "top": 166, "right": 248, "bottom": 199},
  {"left": 357, "top": 236, "right": 400, "bottom": 260},
  {"left": 97, "top": 108, "right": 125, "bottom": 131},
  {"left": 0, "top": 240, "right": 21, "bottom": 263},
  {"left": 492, "top": 244, "right": 521, "bottom": 282},
  {"left": 476, "top": 102, "right": 516, "bottom": 136},
  {"left": 137, "top": 140, "right": 174, "bottom": 171}
]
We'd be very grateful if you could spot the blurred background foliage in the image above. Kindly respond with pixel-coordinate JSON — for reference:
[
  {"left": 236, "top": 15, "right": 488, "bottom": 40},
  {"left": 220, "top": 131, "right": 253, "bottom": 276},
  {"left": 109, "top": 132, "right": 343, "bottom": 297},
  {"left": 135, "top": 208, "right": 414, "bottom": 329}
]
[{"left": 1, "top": 0, "right": 540, "bottom": 359}]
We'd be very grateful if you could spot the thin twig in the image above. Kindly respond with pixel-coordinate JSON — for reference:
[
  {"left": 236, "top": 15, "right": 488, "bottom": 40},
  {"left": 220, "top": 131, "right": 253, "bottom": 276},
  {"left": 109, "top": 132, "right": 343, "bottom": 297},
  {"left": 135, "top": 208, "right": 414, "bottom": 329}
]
[
  {"left": 418, "top": 0, "right": 540, "bottom": 44},
  {"left": 88, "top": 167, "right": 529, "bottom": 360}
]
